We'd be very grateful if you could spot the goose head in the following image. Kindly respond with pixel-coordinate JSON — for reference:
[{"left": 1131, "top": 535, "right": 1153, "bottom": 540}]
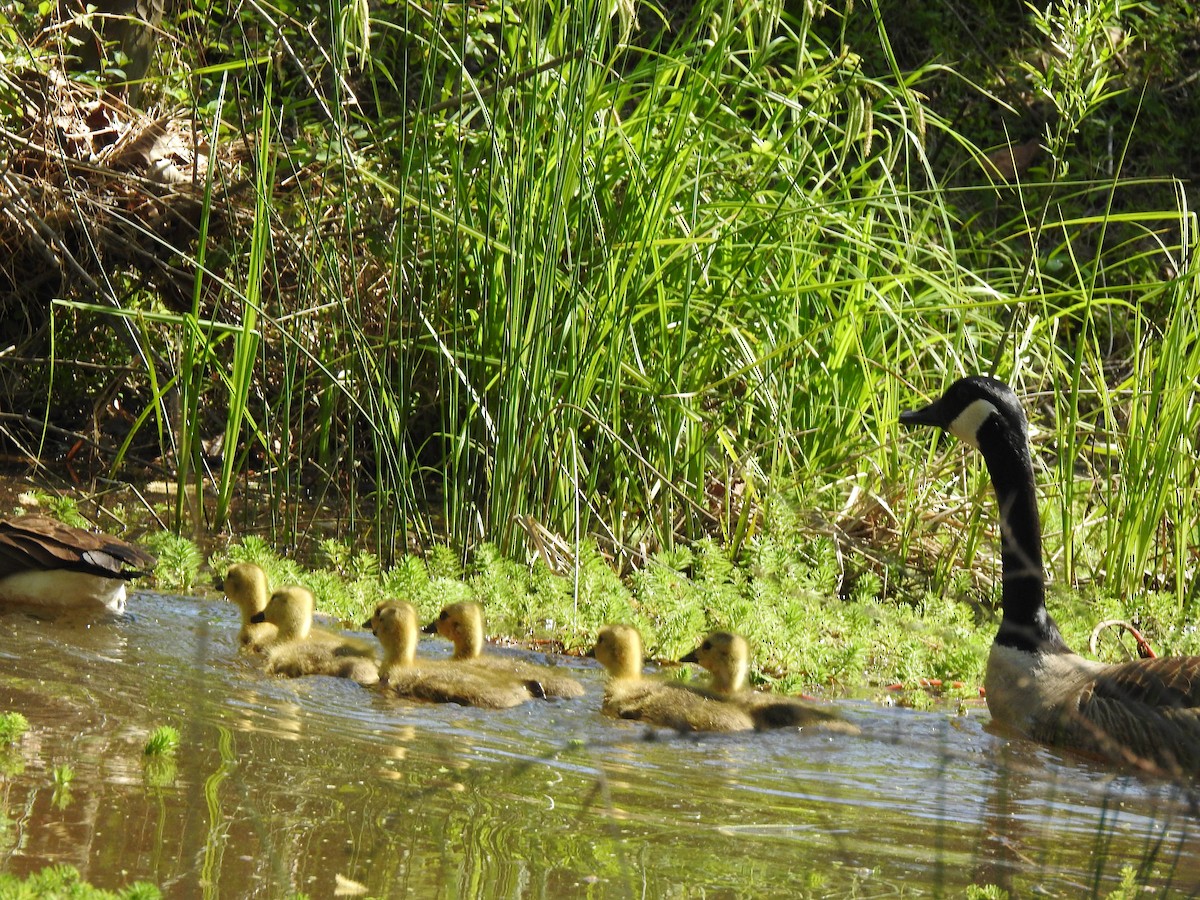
[
  {"left": 679, "top": 631, "right": 751, "bottom": 694},
  {"left": 423, "top": 601, "right": 485, "bottom": 659},
  {"left": 250, "top": 586, "right": 315, "bottom": 642},
  {"left": 901, "top": 375, "right": 1063, "bottom": 654},
  {"left": 589, "top": 624, "right": 644, "bottom": 681},
  {"left": 367, "top": 600, "right": 421, "bottom": 669},
  {"left": 899, "top": 375, "right": 1029, "bottom": 454}
]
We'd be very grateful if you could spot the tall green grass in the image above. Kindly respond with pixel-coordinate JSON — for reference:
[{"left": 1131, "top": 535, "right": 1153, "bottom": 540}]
[{"left": 26, "top": 0, "right": 1200, "bottom": 611}]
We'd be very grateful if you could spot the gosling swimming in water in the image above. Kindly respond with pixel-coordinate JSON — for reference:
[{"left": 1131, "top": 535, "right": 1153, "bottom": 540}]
[
  {"left": 251, "top": 586, "right": 378, "bottom": 685},
  {"left": 589, "top": 624, "right": 754, "bottom": 732},
  {"left": 424, "top": 601, "right": 585, "bottom": 700},
  {"left": 681, "top": 631, "right": 858, "bottom": 733},
  {"left": 218, "top": 562, "right": 276, "bottom": 650},
  {"left": 366, "top": 601, "right": 545, "bottom": 708}
]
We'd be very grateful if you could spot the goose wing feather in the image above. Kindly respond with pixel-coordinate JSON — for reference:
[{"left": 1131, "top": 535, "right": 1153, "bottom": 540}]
[
  {"left": 1088, "top": 655, "right": 1200, "bottom": 708},
  {"left": 0, "top": 516, "right": 156, "bottom": 578},
  {"left": 1062, "top": 658, "right": 1200, "bottom": 774}
]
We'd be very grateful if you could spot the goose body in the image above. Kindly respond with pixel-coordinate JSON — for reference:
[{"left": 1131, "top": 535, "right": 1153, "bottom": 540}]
[
  {"left": 367, "top": 602, "right": 543, "bottom": 708},
  {"left": 589, "top": 624, "right": 755, "bottom": 732},
  {"left": 252, "top": 586, "right": 378, "bottom": 684},
  {"left": 424, "top": 601, "right": 585, "bottom": 700},
  {"left": 680, "top": 632, "right": 857, "bottom": 732},
  {"left": 902, "top": 375, "right": 1200, "bottom": 775},
  {"left": 0, "top": 515, "right": 155, "bottom": 615}
]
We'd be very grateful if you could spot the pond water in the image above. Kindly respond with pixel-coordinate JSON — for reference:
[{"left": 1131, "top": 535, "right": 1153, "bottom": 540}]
[{"left": 0, "top": 594, "right": 1197, "bottom": 897}]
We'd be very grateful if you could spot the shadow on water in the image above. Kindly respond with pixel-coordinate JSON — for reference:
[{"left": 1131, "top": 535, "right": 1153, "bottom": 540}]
[{"left": 1, "top": 594, "right": 1198, "bottom": 897}]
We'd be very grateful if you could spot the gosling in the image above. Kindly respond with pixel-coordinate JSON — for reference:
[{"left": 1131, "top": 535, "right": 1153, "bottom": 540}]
[
  {"left": 222, "top": 562, "right": 373, "bottom": 656},
  {"left": 681, "top": 632, "right": 858, "bottom": 733},
  {"left": 424, "top": 601, "right": 584, "bottom": 700},
  {"left": 250, "top": 586, "right": 378, "bottom": 684},
  {"left": 218, "top": 562, "right": 276, "bottom": 650},
  {"left": 366, "top": 601, "right": 545, "bottom": 708},
  {"left": 588, "top": 624, "right": 754, "bottom": 732}
]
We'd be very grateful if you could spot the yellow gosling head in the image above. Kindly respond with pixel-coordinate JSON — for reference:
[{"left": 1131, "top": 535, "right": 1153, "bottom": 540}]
[
  {"left": 590, "top": 624, "right": 644, "bottom": 681},
  {"left": 424, "top": 601, "right": 486, "bottom": 659},
  {"left": 680, "top": 631, "right": 751, "bottom": 695},
  {"left": 369, "top": 600, "right": 421, "bottom": 670},
  {"left": 254, "top": 586, "right": 315, "bottom": 642},
  {"left": 222, "top": 562, "right": 270, "bottom": 621}
]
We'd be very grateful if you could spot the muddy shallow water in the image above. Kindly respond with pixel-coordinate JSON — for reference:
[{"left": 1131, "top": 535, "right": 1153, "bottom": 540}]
[{"left": 0, "top": 594, "right": 1197, "bottom": 897}]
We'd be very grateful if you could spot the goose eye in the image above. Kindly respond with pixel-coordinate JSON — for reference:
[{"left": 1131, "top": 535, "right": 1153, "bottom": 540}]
[
  {"left": 701, "top": 641, "right": 711, "bottom": 651},
  {"left": 439, "top": 611, "right": 449, "bottom": 621}
]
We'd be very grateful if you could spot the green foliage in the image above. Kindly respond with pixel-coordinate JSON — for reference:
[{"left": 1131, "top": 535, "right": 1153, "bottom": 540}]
[
  {"left": 143, "top": 726, "right": 179, "bottom": 757},
  {"left": 6, "top": 0, "right": 1200, "bottom": 693},
  {"left": 0, "top": 865, "right": 160, "bottom": 899},
  {"left": 14, "top": 492, "right": 89, "bottom": 529},
  {"left": 0, "top": 712, "right": 29, "bottom": 744},
  {"left": 966, "top": 886, "right": 1008, "bottom": 900},
  {"left": 51, "top": 764, "right": 74, "bottom": 809},
  {"left": 1104, "top": 865, "right": 1144, "bottom": 900},
  {"left": 140, "top": 533, "right": 201, "bottom": 592}
]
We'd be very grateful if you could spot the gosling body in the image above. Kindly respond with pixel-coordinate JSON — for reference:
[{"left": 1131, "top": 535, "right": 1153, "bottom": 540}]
[
  {"left": 902, "top": 375, "right": 1200, "bottom": 775},
  {"left": 590, "top": 624, "right": 754, "bottom": 732},
  {"left": 0, "top": 515, "right": 155, "bottom": 615},
  {"left": 681, "top": 632, "right": 856, "bottom": 732},
  {"left": 424, "top": 601, "right": 585, "bottom": 700},
  {"left": 252, "top": 586, "right": 378, "bottom": 685},
  {"left": 368, "top": 602, "right": 543, "bottom": 708},
  {"left": 219, "top": 562, "right": 277, "bottom": 649}
]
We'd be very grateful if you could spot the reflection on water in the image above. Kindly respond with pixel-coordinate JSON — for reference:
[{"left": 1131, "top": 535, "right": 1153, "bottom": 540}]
[{"left": 0, "top": 595, "right": 1198, "bottom": 897}]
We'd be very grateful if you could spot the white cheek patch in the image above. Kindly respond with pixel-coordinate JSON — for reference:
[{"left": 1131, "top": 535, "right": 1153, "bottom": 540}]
[{"left": 948, "top": 398, "right": 998, "bottom": 448}]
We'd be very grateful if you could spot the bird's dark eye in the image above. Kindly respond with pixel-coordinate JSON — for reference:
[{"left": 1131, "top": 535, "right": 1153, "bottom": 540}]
[
  {"left": 439, "top": 611, "right": 449, "bottom": 621},
  {"left": 701, "top": 641, "right": 711, "bottom": 651}
]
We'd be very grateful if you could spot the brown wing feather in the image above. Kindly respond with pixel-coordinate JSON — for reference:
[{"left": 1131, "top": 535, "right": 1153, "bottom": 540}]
[
  {"left": 1057, "top": 657, "right": 1200, "bottom": 775},
  {"left": 0, "top": 516, "right": 156, "bottom": 580},
  {"left": 1090, "top": 656, "right": 1200, "bottom": 708}
]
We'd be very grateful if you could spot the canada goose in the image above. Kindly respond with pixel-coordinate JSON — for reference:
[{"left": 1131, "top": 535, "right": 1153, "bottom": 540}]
[
  {"left": 217, "top": 562, "right": 277, "bottom": 650},
  {"left": 251, "top": 586, "right": 378, "bottom": 684},
  {"left": 901, "top": 375, "right": 1200, "bottom": 775},
  {"left": 0, "top": 515, "right": 155, "bottom": 615},
  {"left": 366, "top": 601, "right": 544, "bottom": 708},
  {"left": 588, "top": 624, "right": 755, "bottom": 732},
  {"left": 680, "top": 632, "right": 857, "bottom": 732},
  {"left": 423, "top": 601, "right": 585, "bottom": 700}
]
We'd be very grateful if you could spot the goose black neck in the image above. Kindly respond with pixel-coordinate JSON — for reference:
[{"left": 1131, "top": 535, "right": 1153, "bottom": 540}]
[{"left": 975, "top": 416, "right": 1069, "bottom": 654}]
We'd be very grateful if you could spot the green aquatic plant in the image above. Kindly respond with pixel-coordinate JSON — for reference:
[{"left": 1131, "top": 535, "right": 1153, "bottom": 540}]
[
  {"left": 51, "top": 764, "right": 74, "bottom": 810},
  {"left": 19, "top": 492, "right": 89, "bottom": 529},
  {"left": 144, "top": 726, "right": 179, "bottom": 757},
  {"left": 0, "top": 865, "right": 160, "bottom": 898},
  {"left": 0, "top": 712, "right": 28, "bottom": 745},
  {"left": 141, "top": 533, "right": 201, "bottom": 592}
]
